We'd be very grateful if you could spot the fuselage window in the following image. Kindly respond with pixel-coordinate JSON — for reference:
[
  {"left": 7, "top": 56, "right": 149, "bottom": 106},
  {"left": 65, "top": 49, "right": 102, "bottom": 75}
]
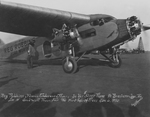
[{"left": 79, "top": 28, "right": 96, "bottom": 39}]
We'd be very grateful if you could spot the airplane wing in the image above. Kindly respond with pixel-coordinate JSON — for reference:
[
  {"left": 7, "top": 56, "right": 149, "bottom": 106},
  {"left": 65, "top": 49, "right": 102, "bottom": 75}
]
[{"left": 0, "top": 1, "right": 115, "bottom": 38}]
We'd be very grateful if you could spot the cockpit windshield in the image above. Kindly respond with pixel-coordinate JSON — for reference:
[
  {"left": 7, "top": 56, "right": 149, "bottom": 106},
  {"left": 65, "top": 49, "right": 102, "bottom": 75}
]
[{"left": 90, "top": 17, "right": 114, "bottom": 26}]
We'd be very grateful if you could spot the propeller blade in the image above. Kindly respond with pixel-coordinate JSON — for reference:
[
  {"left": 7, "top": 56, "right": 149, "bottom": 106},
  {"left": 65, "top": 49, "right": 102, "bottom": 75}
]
[{"left": 142, "top": 25, "right": 150, "bottom": 31}]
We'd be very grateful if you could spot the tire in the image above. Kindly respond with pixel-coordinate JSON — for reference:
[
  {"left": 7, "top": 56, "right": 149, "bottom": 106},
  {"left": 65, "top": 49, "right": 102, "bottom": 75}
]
[
  {"left": 109, "top": 55, "right": 122, "bottom": 68},
  {"left": 62, "top": 57, "right": 78, "bottom": 73}
]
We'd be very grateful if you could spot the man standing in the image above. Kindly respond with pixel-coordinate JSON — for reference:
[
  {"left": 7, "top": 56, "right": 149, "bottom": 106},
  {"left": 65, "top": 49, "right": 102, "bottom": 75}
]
[{"left": 27, "top": 40, "right": 35, "bottom": 68}]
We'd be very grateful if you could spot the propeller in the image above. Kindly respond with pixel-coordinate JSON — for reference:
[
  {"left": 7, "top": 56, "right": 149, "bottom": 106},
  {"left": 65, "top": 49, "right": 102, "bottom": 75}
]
[
  {"left": 61, "top": 24, "right": 83, "bottom": 45},
  {"left": 136, "top": 19, "right": 150, "bottom": 52},
  {"left": 140, "top": 24, "right": 150, "bottom": 41},
  {"left": 125, "top": 16, "right": 150, "bottom": 51},
  {"left": 127, "top": 16, "right": 150, "bottom": 38},
  {"left": 138, "top": 21, "right": 150, "bottom": 41},
  {"left": 137, "top": 17, "right": 150, "bottom": 32},
  {"left": 142, "top": 25, "right": 150, "bottom": 31}
]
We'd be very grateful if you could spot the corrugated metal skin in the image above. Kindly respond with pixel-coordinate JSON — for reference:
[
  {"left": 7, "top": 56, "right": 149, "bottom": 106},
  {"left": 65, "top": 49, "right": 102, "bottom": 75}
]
[
  {"left": 0, "top": 1, "right": 90, "bottom": 37},
  {"left": 94, "top": 19, "right": 131, "bottom": 51},
  {"left": 116, "top": 19, "right": 131, "bottom": 43},
  {"left": 0, "top": 1, "right": 115, "bottom": 38}
]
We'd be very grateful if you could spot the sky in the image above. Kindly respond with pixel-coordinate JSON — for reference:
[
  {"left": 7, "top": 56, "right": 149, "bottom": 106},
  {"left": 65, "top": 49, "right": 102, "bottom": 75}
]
[{"left": 0, "top": 0, "right": 150, "bottom": 50}]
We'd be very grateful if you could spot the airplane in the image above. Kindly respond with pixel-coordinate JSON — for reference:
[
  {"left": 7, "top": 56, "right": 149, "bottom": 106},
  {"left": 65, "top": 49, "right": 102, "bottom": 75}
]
[{"left": 0, "top": 1, "right": 150, "bottom": 73}]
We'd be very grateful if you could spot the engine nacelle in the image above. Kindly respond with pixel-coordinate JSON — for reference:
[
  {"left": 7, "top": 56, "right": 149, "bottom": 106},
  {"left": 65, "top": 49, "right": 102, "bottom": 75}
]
[
  {"left": 52, "top": 30, "right": 66, "bottom": 43},
  {"left": 52, "top": 24, "right": 82, "bottom": 44}
]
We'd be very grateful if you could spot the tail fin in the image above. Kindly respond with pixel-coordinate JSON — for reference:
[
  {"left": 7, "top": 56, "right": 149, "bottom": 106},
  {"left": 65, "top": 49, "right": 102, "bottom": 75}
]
[{"left": 0, "top": 39, "right": 5, "bottom": 47}]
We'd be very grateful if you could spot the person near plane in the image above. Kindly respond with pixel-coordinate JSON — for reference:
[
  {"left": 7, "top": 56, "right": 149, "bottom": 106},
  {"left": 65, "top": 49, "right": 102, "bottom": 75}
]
[{"left": 27, "top": 40, "right": 35, "bottom": 68}]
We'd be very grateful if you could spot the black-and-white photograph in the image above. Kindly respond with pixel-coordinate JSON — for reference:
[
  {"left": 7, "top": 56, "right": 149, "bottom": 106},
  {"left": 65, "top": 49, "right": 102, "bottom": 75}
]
[{"left": 0, "top": 0, "right": 149, "bottom": 117}]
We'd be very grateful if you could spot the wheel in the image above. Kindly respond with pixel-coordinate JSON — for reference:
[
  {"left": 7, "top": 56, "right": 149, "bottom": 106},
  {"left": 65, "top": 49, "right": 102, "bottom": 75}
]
[
  {"left": 109, "top": 55, "right": 122, "bottom": 68},
  {"left": 62, "top": 57, "right": 78, "bottom": 73}
]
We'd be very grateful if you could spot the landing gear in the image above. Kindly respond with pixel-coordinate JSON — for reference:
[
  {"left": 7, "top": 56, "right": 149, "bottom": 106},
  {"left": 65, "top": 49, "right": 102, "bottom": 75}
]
[
  {"left": 101, "top": 47, "right": 122, "bottom": 68},
  {"left": 109, "top": 54, "right": 122, "bottom": 68},
  {"left": 62, "top": 47, "right": 86, "bottom": 73},
  {"left": 62, "top": 57, "right": 77, "bottom": 73},
  {"left": 62, "top": 45, "right": 78, "bottom": 73}
]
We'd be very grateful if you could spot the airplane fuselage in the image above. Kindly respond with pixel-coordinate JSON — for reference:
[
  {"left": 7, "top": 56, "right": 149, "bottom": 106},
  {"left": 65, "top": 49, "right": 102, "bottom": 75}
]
[
  {"left": 0, "top": 1, "right": 148, "bottom": 73},
  {"left": 0, "top": 37, "right": 48, "bottom": 60},
  {"left": 75, "top": 19, "right": 130, "bottom": 53},
  {"left": 43, "top": 15, "right": 141, "bottom": 59}
]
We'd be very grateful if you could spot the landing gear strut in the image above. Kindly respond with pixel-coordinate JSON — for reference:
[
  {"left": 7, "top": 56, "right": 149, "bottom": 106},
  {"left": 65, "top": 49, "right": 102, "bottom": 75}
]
[
  {"left": 109, "top": 54, "right": 122, "bottom": 68},
  {"left": 62, "top": 56, "right": 77, "bottom": 73},
  {"left": 62, "top": 46, "right": 86, "bottom": 73},
  {"left": 62, "top": 46, "right": 78, "bottom": 74},
  {"left": 101, "top": 47, "right": 122, "bottom": 68}
]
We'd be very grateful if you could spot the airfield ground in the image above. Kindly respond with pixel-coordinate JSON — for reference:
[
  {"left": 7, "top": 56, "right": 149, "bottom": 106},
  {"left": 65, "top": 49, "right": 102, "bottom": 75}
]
[{"left": 0, "top": 53, "right": 149, "bottom": 117}]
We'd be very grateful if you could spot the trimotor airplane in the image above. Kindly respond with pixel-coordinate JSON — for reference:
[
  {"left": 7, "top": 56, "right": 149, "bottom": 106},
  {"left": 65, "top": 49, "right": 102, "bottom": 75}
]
[{"left": 0, "top": 1, "right": 150, "bottom": 73}]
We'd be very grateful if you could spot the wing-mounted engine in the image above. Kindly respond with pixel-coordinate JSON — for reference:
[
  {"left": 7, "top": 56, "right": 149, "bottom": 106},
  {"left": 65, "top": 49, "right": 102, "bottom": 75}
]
[
  {"left": 43, "top": 24, "right": 82, "bottom": 58},
  {"left": 52, "top": 24, "right": 81, "bottom": 43},
  {"left": 51, "top": 24, "right": 83, "bottom": 56},
  {"left": 126, "top": 16, "right": 142, "bottom": 39}
]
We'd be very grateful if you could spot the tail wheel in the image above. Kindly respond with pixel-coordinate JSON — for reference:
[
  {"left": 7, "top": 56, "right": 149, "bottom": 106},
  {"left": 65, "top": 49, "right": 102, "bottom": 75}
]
[
  {"left": 62, "top": 57, "right": 77, "bottom": 73},
  {"left": 109, "top": 55, "right": 122, "bottom": 68}
]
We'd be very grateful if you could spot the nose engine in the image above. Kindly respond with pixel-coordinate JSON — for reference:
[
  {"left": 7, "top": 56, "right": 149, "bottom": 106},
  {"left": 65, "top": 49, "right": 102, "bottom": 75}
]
[{"left": 126, "top": 16, "right": 142, "bottom": 38}]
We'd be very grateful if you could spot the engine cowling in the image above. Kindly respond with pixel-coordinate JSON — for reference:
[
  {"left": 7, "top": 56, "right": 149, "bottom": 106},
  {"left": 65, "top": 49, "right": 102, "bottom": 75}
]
[
  {"left": 52, "top": 24, "right": 82, "bottom": 44},
  {"left": 126, "top": 16, "right": 142, "bottom": 38},
  {"left": 52, "top": 30, "right": 66, "bottom": 43}
]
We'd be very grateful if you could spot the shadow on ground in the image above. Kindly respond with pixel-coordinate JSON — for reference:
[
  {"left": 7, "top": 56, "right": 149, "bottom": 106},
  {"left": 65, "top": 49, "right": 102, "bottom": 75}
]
[
  {"left": 7, "top": 57, "right": 109, "bottom": 68},
  {"left": 71, "top": 94, "right": 142, "bottom": 117},
  {"left": 0, "top": 77, "right": 18, "bottom": 87},
  {"left": 0, "top": 89, "right": 59, "bottom": 117},
  {"left": 0, "top": 91, "right": 144, "bottom": 117}
]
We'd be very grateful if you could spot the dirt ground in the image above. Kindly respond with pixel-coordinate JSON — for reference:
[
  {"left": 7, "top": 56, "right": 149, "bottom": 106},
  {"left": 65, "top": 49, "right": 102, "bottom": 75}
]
[{"left": 0, "top": 52, "right": 150, "bottom": 117}]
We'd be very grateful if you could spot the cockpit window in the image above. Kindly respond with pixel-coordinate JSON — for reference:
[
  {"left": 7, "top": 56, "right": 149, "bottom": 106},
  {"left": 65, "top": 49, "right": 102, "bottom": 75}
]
[
  {"left": 104, "top": 17, "right": 114, "bottom": 22},
  {"left": 90, "top": 19, "right": 105, "bottom": 26},
  {"left": 90, "top": 17, "right": 114, "bottom": 26}
]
